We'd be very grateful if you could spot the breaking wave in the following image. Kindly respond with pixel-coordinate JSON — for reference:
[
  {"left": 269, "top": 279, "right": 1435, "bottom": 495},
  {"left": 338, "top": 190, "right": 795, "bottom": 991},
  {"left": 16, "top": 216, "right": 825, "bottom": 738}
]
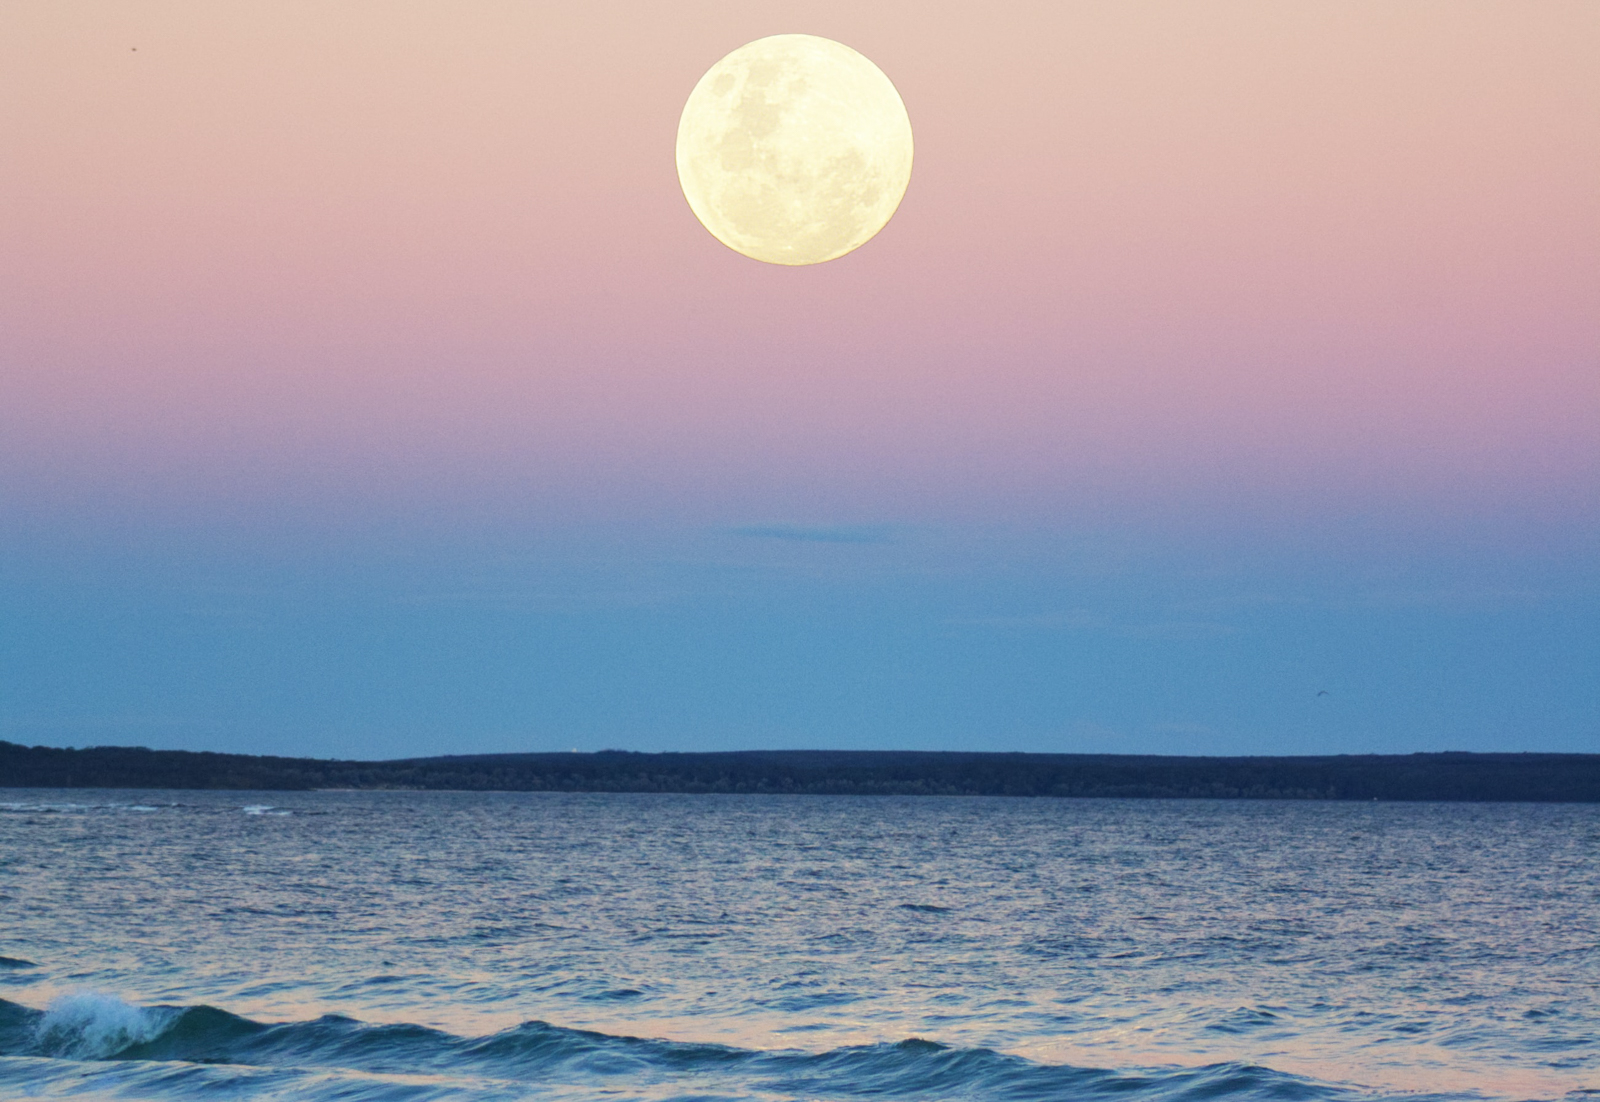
[{"left": 0, "top": 994, "right": 1441, "bottom": 1102}]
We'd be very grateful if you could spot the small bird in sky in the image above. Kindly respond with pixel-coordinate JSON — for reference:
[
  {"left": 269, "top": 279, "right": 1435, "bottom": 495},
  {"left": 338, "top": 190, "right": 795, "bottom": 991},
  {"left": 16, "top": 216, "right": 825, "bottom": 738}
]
[{"left": 1316, "top": 690, "right": 1330, "bottom": 697}]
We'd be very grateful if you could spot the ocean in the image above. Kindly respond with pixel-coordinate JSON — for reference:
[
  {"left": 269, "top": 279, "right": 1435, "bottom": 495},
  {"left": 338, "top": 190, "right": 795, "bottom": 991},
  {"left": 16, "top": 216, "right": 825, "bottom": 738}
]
[{"left": 0, "top": 790, "right": 1595, "bottom": 1101}]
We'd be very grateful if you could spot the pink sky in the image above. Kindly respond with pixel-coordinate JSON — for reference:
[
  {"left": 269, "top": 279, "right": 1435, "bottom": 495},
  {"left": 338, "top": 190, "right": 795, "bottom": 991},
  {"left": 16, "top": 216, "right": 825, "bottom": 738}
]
[{"left": 3, "top": 0, "right": 1596, "bottom": 530}]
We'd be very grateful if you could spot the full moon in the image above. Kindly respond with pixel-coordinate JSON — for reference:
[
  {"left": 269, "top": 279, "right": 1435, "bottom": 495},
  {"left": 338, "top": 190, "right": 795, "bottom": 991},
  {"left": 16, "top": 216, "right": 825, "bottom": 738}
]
[{"left": 676, "top": 35, "right": 913, "bottom": 266}]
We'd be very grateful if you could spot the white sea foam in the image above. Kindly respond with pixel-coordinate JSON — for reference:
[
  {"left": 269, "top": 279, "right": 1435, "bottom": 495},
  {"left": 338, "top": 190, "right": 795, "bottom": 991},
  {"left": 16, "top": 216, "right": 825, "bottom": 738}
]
[
  {"left": 241, "top": 805, "right": 290, "bottom": 816},
  {"left": 33, "top": 992, "right": 173, "bottom": 1059}
]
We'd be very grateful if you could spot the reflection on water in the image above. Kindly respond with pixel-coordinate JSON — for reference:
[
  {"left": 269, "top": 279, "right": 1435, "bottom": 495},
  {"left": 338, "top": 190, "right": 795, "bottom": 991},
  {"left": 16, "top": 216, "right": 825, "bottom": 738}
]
[{"left": 1, "top": 790, "right": 1596, "bottom": 1101}]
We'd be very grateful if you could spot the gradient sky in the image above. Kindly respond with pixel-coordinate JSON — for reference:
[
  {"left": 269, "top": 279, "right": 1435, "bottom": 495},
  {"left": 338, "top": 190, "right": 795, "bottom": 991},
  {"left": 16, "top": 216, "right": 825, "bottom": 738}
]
[{"left": 2, "top": 1, "right": 1596, "bottom": 758}]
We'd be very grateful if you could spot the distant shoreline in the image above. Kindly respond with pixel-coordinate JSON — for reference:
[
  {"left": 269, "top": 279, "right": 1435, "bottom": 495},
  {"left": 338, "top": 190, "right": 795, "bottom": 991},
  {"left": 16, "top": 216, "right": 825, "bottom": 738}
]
[{"left": 2, "top": 742, "right": 1597, "bottom": 802}]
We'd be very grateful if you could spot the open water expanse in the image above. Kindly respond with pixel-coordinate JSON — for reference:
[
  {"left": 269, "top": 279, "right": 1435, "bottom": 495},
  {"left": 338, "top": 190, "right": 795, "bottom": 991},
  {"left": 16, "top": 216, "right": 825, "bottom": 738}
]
[{"left": 0, "top": 790, "right": 1595, "bottom": 1102}]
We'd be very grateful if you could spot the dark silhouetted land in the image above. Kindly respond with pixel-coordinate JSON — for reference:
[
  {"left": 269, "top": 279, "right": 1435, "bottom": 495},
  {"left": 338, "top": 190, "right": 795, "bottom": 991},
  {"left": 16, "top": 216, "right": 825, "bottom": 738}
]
[{"left": 2, "top": 742, "right": 1597, "bottom": 801}]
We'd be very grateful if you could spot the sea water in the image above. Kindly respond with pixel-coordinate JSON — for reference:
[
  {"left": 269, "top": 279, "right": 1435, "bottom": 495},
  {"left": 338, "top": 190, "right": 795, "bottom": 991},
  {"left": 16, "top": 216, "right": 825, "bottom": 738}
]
[{"left": 0, "top": 790, "right": 1595, "bottom": 1101}]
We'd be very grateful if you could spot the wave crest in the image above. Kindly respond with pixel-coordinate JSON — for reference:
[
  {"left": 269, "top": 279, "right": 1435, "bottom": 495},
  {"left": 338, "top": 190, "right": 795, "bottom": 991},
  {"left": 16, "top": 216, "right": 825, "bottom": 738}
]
[
  {"left": 0, "top": 995, "right": 1388, "bottom": 1101},
  {"left": 31, "top": 993, "right": 175, "bottom": 1060}
]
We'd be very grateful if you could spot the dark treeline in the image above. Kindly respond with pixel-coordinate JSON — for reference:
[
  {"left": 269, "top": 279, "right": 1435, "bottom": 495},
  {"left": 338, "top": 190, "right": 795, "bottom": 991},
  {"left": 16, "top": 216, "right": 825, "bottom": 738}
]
[{"left": 2, "top": 741, "right": 1598, "bottom": 801}]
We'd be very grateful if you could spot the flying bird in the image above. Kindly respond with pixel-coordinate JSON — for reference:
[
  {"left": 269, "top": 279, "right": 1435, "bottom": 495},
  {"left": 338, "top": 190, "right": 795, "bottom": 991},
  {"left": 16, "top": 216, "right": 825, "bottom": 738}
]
[{"left": 1316, "top": 690, "right": 1330, "bottom": 697}]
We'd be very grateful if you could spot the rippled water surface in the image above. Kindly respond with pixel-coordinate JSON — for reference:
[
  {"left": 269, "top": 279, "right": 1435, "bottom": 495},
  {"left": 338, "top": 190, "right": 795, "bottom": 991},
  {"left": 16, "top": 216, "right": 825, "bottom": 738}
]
[{"left": 1, "top": 790, "right": 1596, "bottom": 1101}]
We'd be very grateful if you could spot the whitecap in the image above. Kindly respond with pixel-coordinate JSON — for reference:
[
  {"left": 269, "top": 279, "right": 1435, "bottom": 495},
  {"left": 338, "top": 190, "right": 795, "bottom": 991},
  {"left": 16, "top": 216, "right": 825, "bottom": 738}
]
[{"left": 33, "top": 992, "right": 173, "bottom": 1060}]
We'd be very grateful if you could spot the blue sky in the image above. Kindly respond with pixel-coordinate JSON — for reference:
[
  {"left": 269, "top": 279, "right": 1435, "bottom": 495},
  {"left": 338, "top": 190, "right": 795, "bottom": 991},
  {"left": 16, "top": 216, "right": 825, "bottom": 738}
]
[{"left": 4, "top": 503, "right": 1594, "bottom": 759}]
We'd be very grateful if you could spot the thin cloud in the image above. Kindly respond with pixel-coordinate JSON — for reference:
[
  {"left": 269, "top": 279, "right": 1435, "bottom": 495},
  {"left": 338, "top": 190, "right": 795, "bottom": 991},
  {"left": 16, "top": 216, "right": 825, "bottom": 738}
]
[{"left": 727, "top": 524, "right": 896, "bottom": 544}]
